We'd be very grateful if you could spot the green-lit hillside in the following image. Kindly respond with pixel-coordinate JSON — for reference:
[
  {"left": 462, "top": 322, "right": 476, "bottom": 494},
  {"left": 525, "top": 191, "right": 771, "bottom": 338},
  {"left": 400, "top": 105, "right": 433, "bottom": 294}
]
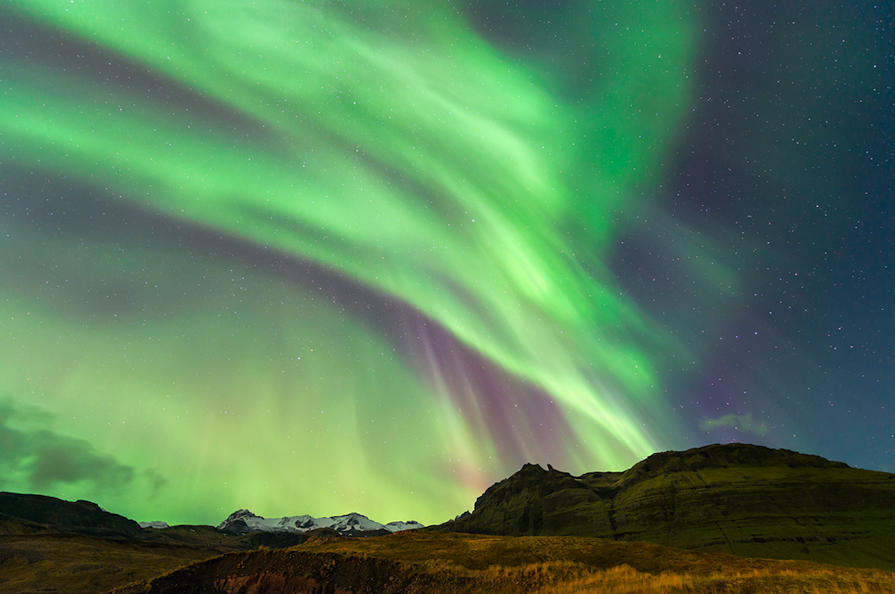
[{"left": 432, "top": 443, "right": 895, "bottom": 571}]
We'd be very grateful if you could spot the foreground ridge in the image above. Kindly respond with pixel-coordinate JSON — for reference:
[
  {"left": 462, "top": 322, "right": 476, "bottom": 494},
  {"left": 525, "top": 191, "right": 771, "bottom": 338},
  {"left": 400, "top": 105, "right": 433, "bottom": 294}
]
[{"left": 110, "top": 531, "right": 895, "bottom": 594}]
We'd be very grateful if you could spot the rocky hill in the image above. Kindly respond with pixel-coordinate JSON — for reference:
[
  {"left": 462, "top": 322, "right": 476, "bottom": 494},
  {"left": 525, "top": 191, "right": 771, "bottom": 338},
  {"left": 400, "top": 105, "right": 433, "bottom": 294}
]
[
  {"left": 431, "top": 443, "right": 895, "bottom": 571},
  {"left": 0, "top": 491, "right": 143, "bottom": 538}
]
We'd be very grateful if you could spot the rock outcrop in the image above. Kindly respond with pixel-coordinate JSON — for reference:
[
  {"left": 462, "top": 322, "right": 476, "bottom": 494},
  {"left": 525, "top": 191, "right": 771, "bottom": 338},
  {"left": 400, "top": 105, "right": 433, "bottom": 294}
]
[{"left": 432, "top": 443, "right": 895, "bottom": 570}]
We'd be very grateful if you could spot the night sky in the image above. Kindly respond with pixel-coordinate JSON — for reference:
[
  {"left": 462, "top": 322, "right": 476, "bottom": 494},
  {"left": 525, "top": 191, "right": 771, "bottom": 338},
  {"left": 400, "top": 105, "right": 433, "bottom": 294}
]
[{"left": 1, "top": 0, "right": 892, "bottom": 526}]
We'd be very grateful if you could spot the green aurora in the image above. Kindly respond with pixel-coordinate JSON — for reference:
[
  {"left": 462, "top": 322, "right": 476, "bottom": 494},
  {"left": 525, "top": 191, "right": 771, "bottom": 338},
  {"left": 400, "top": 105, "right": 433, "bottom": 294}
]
[{"left": 0, "top": 0, "right": 703, "bottom": 524}]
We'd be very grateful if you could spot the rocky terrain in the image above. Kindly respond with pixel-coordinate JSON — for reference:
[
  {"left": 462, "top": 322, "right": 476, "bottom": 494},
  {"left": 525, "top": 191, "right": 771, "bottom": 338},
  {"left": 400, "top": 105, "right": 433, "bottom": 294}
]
[{"left": 431, "top": 443, "right": 895, "bottom": 570}]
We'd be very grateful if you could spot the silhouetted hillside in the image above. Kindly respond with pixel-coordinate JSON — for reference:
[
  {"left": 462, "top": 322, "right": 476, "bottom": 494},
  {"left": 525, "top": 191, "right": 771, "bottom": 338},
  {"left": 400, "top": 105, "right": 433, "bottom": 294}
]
[{"left": 0, "top": 492, "right": 142, "bottom": 538}]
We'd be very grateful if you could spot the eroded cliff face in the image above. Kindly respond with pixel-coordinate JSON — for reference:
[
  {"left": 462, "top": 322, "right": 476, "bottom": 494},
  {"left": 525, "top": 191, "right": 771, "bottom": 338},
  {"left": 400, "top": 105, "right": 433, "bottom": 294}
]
[
  {"left": 111, "top": 549, "right": 475, "bottom": 594},
  {"left": 432, "top": 443, "right": 895, "bottom": 570}
]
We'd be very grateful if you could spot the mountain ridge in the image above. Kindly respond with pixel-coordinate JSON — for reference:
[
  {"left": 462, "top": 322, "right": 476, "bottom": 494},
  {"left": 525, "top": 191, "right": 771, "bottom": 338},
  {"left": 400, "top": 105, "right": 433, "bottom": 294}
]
[
  {"left": 4, "top": 442, "right": 895, "bottom": 594},
  {"left": 215, "top": 508, "right": 424, "bottom": 536},
  {"left": 0, "top": 491, "right": 425, "bottom": 542}
]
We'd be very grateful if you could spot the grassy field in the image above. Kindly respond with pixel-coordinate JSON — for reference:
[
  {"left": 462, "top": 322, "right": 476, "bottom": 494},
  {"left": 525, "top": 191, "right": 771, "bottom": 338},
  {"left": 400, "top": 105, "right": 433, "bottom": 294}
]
[
  {"left": 4, "top": 526, "right": 894, "bottom": 593},
  {"left": 0, "top": 533, "right": 226, "bottom": 594},
  {"left": 106, "top": 531, "right": 895, "bottom": 594},
  {"left": 299, "top": 531, "right": 895, "bottom": 593}
]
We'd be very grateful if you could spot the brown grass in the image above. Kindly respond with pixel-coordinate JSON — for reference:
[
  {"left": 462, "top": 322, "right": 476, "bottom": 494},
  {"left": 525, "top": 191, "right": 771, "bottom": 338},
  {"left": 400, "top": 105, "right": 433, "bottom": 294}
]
[
  {"left": 292, "top": 532, "right": 895, "bottom": 594},
  {"left": 5, "top": 530, "right": 895, "bottom": 594},
  {"left": 391, "top": 559, "right": 895, "bottom": 594},
  {"left": 0, "top": 533, "right": 225, "bottom": 594},
  {"left": 538, "top": 564, "right": 895, "bottom": 593}
]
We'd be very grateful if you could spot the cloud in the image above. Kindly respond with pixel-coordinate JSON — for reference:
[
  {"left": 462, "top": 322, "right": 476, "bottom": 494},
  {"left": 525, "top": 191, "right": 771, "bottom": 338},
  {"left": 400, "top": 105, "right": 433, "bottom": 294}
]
[
  {"left": 699, "top": 413, "right": 769, "bottom": 437},
  {"left": 0, "top": 398, "right": 165, "bottom": 494},
  {"left": 24, "top": 429, "right": 136, "bottom": 490}
]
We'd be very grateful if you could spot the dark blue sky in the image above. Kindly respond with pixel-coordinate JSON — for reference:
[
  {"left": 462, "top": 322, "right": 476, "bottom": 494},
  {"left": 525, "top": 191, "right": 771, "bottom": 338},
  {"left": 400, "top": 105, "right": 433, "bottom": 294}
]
[{"left": 619, "top": 0, "right": 894, "bottom": 471}]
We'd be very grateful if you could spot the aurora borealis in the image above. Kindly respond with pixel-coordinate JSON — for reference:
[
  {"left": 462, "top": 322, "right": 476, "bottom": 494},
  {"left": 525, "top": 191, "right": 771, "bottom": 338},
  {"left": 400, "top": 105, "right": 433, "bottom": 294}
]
[{"left": 1, "top": 0, "right": 892, "bottom": 526}]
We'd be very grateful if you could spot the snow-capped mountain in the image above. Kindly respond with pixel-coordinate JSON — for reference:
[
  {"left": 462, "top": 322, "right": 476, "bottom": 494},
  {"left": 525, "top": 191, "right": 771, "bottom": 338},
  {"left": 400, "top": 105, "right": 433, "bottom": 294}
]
[
  {"left": 384, "top": 520, "right": 425, "bottom": 532},
  {"left": 216, "top": 509, "right": 424, "bottom": 535},
  {"left": 139, "top": 521, "right": 170, "bottom": 529}
]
